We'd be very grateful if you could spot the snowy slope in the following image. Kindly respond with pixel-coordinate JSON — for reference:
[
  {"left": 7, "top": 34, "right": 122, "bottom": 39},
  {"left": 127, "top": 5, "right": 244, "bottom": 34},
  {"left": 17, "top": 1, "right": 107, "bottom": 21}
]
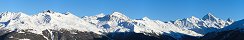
[
  {"left": 172, "top": 13, "right": 233, "bottom": 34},
  {"left": 0, "top": 10, "right": 234, "bottom": 39}
]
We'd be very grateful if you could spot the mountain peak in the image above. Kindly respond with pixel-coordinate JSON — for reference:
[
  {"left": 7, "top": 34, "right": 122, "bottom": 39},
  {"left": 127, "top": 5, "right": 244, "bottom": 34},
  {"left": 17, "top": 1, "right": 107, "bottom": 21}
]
[
  {"left": 142, "top": 17, "right": 151, "bottom": 21},
  {"left": 96, "top": 13, "right": 105, "bottom": 17},
  {"left": 43, "top": 10, "right": 54, "bottom": 13},
  {"left": 202, "top": 13, "right": 218, "bottom": 21},
  {"left": 96, "top": 12, "right": 129, "bottom": 21},
  {"left": 111, "top": 12, "right": 125, "bottom": 16},
  {"left": 64, "top": 12, "right": 72, "bottom": 15},
  {"left": 190, "top": 16, "right": 198, "bottom": 19},
  {"left": 187, "top": 16, "right": 200, "bottom": 21},
  {"left": 227, "top": 18, "right": 234, "bottom": 22},
  {"left": 109, "top": 12, "right": 129, "bottom": 20}
]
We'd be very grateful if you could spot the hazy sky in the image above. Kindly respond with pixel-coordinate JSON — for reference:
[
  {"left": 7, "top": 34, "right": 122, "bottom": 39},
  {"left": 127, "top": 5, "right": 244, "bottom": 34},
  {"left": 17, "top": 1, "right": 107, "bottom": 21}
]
[{"left": 0, "top": 0, "right": 243, "bottom": 21}]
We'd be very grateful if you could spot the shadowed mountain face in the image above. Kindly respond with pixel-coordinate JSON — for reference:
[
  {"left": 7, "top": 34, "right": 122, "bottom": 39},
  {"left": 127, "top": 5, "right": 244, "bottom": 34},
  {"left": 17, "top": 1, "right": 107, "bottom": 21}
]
[
  {"left": 200, "top": 19, "right": 244, "bottom": 40},
  {"left": 1, "top": 29, "right": 244, "bottom": 40},
  {"left": 0, "top": 29, "right": 102, "bottom": 40},
  {"left": 0, "top": 29, "right": 203, "bottom": 40},
  {"left": 96, "top": 32, "right": 177, "bottom": 40},
  {"left": 0, "top": 29, "right": 202, "bottom": 40},
  {"left": 201, "top": 29, "right": 244, "bottom": 40},
  {"left": 0, "top": 30, "right": 177, "bottom": 40}
]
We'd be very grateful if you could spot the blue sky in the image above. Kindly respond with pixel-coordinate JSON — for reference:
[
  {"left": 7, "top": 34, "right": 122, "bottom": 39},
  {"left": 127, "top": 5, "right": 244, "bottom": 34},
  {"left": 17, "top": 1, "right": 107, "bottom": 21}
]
[{"left": 0, "top": 0, "right": 243, "bottom": 21}]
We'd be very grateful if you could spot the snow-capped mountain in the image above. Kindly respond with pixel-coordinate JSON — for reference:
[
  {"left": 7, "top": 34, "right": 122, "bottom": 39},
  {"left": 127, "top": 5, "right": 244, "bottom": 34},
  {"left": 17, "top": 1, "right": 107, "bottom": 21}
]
[
  {"left": 81, "top": 12, "right": 203, "bottom": 38},
  {"left": 172, "top": 13, "right": 232, "bottom": 34},
  {"left": 0, "top": 10, "right": 236, "bottom": 40}
]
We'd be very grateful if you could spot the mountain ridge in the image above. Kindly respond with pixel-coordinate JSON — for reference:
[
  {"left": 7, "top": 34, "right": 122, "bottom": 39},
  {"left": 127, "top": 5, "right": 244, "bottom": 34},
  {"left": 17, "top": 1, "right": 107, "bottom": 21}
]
[{"left": 0, "top": 10, "right": 237, "bottom": 40}]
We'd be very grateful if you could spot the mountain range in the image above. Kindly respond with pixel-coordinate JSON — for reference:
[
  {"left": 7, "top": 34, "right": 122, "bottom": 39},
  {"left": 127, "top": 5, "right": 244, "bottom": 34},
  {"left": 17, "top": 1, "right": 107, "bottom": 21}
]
[{"left": 0, "top": 10, "right": 243, "bottom": 40}]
